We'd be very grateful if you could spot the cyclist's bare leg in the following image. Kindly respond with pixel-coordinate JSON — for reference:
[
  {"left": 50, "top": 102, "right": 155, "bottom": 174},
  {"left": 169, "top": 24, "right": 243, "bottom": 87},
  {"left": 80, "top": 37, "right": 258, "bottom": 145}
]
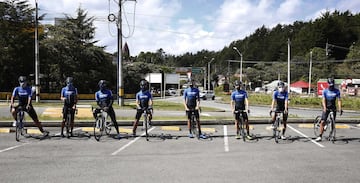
[
  {"left": 282, "top": 121, "right": 287, "bottom": 135},
  {"left": 61, "top": 119, "right": 65, "bottom": 137},
  {"left": 132, "top": 120, "right": 139, "bottom": 135},
  {"left": 187, "top": 119, "right": 191, "bottom": 134},
  {"left": 11, "top": 108, "right": 17, "bottom": 120},
  {"left": 196, "top": 118, "right": 202, "bottom": 134},
  {"left": 235, "top": 119, "right": 239, "bottom": 134},
  {"left": 319, "top": 120, "right": 325, "bottom": 136},
  {"left": 245, "top": 119, "right": 250, "bottom": 135}
]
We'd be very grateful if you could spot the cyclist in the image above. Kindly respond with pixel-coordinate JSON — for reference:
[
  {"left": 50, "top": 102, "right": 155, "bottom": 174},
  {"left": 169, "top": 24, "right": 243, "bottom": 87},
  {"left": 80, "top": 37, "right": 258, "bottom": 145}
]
[
  {"left": 60, "top": 77, "right": 78, "bottom": 137},
  {"left": 132, "top": 80, "right": 153, "bottom": 136},
  {"left": 315, "top": 78, "right": 342, "bottom": 142},
  {"left": 270, "top": 81, "right": 288, "bottom": 140},
  {"left": 10, "top": 76, "right": 49, "bottom": 137},
  {"left": 93, "top": 80, "right": 121, "bottom": 139},
  {"left": 230, "top": 80, "right": 251, "bottom": 139},
  {"left": 183, "top": 78, "right": 206, "bottom": 139}
]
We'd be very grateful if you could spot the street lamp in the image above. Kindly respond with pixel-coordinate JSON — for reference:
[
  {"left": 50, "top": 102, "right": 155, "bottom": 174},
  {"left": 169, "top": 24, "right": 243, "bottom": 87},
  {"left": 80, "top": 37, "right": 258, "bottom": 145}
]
[
  {"left": 207, "top": 58, "right": 215, "bottom": 90},
  {"left": 233, "top": 47, "right": 243, "bottom": 82}
]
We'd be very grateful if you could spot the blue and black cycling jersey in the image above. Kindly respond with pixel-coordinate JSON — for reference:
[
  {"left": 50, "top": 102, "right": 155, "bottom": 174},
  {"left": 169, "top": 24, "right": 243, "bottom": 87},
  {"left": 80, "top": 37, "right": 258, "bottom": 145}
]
[
  {"left": 61, "top": 85, "right": 78, "bottom": 106},
  {"left": 322, "top": 88, "right": 340, "bottom": 110},
  {"left": 95, "top": 89, "right": 113, "bottom": 108},
  {"left": 12, "top": 86, "right": 32, "bottom": 106},
  {"left": 183, "top": 87, "right": 200, "bottom": 108},
  {"left": 231, "top": 90, "right": 248, "bottom": 110},
  {"left": 136, "top": 90, "right": 152, "bottom": 108},
  {"left": 273, "top": 90, "right": 288, "bottom": 111}
]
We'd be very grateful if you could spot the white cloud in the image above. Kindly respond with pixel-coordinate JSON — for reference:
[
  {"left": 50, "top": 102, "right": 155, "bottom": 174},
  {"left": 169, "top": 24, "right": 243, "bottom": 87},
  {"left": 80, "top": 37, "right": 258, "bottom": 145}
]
[{"left": 29, "top": 0, "right": 360, "bottom": 56}]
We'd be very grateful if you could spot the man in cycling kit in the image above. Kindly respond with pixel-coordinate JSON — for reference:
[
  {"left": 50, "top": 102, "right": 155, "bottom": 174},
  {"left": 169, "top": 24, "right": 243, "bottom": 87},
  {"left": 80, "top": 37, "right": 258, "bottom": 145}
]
[
  {"left": 60, "top": 77, "right": 78, "bottom": 137},
  {"left": 10, "top": 76, "right": 49, "bottom": 136},
  {"left": 183, "top": 79, "right": 206, "bottom": 139},
  {"left": 132, "top": 80, "right": 153, "bottom": 136},
  {"left": 231, "top": 80, "right": 252, "bottom": 140},
  {"left": 315, "top": 78, "right": 342, "bottom": 142},
  {"left": 270, "top": 81, "right": 288, "bottom": 140},
  {"left": 94, "top": 80, "right": 121, "bottom": 139}
]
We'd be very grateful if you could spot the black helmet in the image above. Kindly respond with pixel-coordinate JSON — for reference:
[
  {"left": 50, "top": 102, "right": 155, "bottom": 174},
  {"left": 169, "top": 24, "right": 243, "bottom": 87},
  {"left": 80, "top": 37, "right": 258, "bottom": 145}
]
[
  {"left": 98, "top": 80, "right": 107, "bottom": 90},
  {"left": 278, "top": 81, "right": 285, "bottom": 88},
  {"left": 327, "top": 78, "right": 335, "bottom": 86},
  {"left": 66, "top": 77, "right": 73, "bottom": 85},
  {"left": 140, "top": 80, "right": 149, "bottom": 91},
  {"left": 18, "top": 76, "right": 27, "bottom": 83},
  {"left": 234, "top": 80, "right": 242, "bottom": 87}
]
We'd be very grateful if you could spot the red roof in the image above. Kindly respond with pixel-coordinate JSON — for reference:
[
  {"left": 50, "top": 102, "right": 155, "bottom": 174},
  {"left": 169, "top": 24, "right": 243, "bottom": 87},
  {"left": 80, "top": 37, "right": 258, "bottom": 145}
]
[{"left": 290, "top": 81, "right": 314, "bottom": 88}]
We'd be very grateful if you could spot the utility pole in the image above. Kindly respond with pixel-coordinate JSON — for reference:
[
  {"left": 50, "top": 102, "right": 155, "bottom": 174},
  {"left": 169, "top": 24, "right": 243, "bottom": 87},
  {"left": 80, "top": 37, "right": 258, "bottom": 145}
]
[
  {"left": 287, "top": 38, "right": 291, "bottom": 93},
  {"left": 207, "top": 58, "right": 214, "bottom": 90},
  {"left": 34, "top": 0, "right": 40, "bottom": 102},
  {"left": 308, "top": 51, "right": 312, "bottom": 95}
]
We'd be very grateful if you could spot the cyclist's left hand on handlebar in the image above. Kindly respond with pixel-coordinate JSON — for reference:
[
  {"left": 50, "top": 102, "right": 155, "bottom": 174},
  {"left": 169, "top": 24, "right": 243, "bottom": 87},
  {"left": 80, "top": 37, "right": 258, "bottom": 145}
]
[
  {"left": 26, "top": 105, "right": 30, "bottom": 110},
  {"left": 340, "top": 110, "right": 343, "bottom": 116}
]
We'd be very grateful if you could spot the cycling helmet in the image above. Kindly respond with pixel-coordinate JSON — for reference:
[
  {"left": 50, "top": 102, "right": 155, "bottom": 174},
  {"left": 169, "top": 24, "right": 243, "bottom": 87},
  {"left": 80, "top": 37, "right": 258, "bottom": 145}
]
[
  {"left": 140, "top": 80, "right": 149, "bottom": 91},
  {"left": 234, "top": 80, "right": 241, "bottom": 90},
  {"left": 98, "top": 80, "right": 107, "bottom": 90},
  {"left": 188, "top": 78, "right": 196, "bottom": 87},
  {"left": 66, "top": 77, "right": 73, "bottom": 86},
  {"left": 327, "top": 78, "right": 335, "bottom": 90},
  {"left": 278, "top": 81, "right": 285, "bottom": 92},
  {"left": 18, "top": 76, "right": 27, "bottom": 88}
]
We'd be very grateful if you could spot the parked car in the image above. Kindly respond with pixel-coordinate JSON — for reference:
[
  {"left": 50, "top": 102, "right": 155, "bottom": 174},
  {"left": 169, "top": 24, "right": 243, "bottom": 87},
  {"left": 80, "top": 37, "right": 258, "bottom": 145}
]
[
  {"left": 199, "top": 90, "right": 215, "bottom": 100},
  {"left": 166, "top": 88, "right": 177, "bottom": 96}
]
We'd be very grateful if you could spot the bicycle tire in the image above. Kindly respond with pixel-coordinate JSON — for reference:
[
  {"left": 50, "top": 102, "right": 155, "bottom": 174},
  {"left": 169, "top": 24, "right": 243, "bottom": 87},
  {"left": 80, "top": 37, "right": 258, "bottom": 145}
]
[
  {"left": 15, "top": 110, "right": 24, "bottom": 142},
  {"left": 66, "top": 112, "right": 71, "bottom": 138},
  {"left": 313, "top": 116, "right": 321, "bottom": 137},
  {"left": 144, "top": 113, "right": 149, "bottom": 141},
  {"left": 328, "top": 116, "right": 336, "bottom": 142},
  {"left": 93, "top": 117, "right": 104, "bottom": 141},
  {"left": 104, "top": 115, "right": 111, "bottom": 135},
  {"left": 190, "top": 113, "right": 199, "bottom": 139},
  {"left": 239, "top": 117, "right": 246, "bottom": 142},
  {"left": 274, "top": 118, "right": 280, "bottom": 143}
]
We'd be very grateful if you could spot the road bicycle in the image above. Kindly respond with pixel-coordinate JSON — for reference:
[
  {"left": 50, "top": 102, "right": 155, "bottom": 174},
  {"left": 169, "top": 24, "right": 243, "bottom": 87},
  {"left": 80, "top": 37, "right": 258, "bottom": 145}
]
[
  {"left": 142, "top": 108, "right": 152, "bottom": 141},
  {"left": 188, "top": 108, "right": 200, "bottom": 139},
  {"left": 234, "top": 110, "right": 247, "bottom": 141},
  {"left": 93, "top": 108, "right": 111, "bottom": 141},
  {"left": 314, "top": 109, "right": 340, "bottom": 142},
  {"left": 15, "top": 106, "right": 26, "bottom": 141},
  {"left": 270, "top": 111, "right": 284, "bottom": 143},
  {"left": 64, "top": 106, "right": 77, "bottom": 138}
]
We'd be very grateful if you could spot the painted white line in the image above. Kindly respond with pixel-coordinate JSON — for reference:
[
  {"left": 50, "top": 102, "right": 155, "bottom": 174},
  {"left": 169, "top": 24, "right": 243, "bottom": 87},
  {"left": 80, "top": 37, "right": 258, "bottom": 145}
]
[
  {"left": 287, "top": 124, "right": 325, "bottom": 148},
  {"left": 0, "top": 144, "right": 27, "bottom": 153},
  {"left": 223, "top": 125, "right": 229, "bottom": 152},
  {"left": 349, "top": 125, "right": 360, "bottom": 130},
  {"left": 111, "top": 127, "right": 156, "bottom": 155},
  {"left": 201, "top": 113, "right": 211, "bottom": 117}
]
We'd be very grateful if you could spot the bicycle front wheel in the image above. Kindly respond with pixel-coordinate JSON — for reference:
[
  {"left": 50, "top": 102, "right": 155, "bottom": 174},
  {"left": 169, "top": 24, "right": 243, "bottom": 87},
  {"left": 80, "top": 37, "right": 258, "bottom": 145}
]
[
  {"left": 66, "top": 113, "right": 71, "bottom": 138},
  {"left": 190, "top": 115, "right": 199, "bottom": 139},
  {"left": 274, "top": 120, "right": 280, "bottom": 143},
  {"left": 144, "top": 115, "right": 149, "bottom": 141},
  {"left": 239, "top": 118, "right": 246, "bottom": 142},
  {"left": 15, "top": 122, "right": 21, "bottom": 142},
  {"left": 313, "top": 116, "right": 321, "bottom": 137},
  {"left": 328, "top": 118, "right": 336, "bottom": 142},
  {"left": 93, "top": 117, "right": 104, "bottom": 141}
]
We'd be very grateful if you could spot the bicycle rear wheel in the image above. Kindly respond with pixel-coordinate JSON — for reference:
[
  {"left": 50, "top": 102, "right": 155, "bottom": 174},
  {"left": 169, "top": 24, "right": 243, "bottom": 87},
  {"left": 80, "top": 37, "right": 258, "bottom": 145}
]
[
  {"left": 93, "top": 117, "right": 104, "bottom": 141},
  {"left": 313, "top": 116, "right": 321, "bottom": 137}
]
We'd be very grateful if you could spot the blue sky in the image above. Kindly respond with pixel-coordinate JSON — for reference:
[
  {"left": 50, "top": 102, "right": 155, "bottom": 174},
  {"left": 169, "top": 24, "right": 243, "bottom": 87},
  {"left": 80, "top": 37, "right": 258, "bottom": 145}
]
[{"left": 28, "top": 0, "right": 360, "bottom": 56}]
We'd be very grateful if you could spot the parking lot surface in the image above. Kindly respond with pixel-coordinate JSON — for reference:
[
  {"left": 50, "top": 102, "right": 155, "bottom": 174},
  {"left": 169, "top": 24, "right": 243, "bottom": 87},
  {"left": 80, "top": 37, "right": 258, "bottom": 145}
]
[{"left": 1, "top": 123, "right": 359, "bottom": 183}]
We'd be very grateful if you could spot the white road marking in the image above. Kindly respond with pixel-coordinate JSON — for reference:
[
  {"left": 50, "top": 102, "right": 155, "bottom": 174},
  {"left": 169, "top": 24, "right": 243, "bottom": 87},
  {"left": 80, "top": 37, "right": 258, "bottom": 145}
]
[
  {"left": 287, "top": 124, "right": 325, "bottom": 148},
  {"left": 111, "top": 127, "right": 156, "bottom": 155},
  {"left": 223, "top": 125, "right": 229, "bottom": 152},
  {"left": 54, "top": 127, "right": 82, "bottom": 136},
  {"left": 349, "top": 125, "right": 360, "bottom": 130},
  {"left": 201, "top": 113, "right": 211, "bottom": 117},
  {"left": 0, "top": 144, "right": 27, "bottom": 153}
]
